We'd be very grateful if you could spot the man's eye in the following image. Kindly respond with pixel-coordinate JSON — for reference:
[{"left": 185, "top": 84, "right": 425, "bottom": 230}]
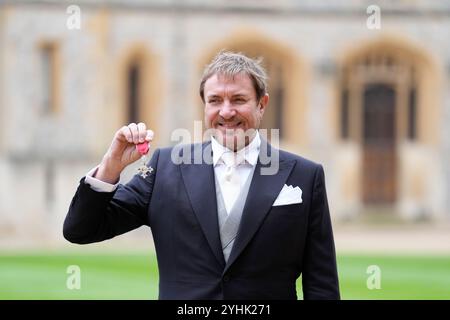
[
  {"left": 234, "top": 98, "right": 246, "bottom": 104},
  {"left": 208, "top": 99, "right": 219, "bottom": 104}
]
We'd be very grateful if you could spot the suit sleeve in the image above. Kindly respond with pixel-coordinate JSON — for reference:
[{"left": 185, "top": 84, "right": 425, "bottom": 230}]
[
  {"left": 302, "top": 165, "right": 340, "bottom": 299},
  {"left": 63, "top": 148, "right": 160, "bottom": 244}
]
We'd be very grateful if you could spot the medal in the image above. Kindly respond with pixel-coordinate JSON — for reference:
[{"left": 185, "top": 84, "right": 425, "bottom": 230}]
[{"left": 136, "top": 142, "right": 153, "bottom": 179}]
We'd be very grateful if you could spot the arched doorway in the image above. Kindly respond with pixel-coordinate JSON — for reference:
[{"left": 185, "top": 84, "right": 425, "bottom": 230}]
[
  {"left": 362, "top": 83, "right": 397, "bottom": 204},
  {"left": 339, "top": 41, "right": 429, "bottom": 207}
]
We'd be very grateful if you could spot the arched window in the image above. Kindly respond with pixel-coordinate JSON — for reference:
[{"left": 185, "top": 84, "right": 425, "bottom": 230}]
[
  {"left": 39, "top": 42, "right": 60, "bottom": 115},
  {"left": 119, "top": 46, "right": 162, "bottom": 151},
  {"left": 261, "top": 59, "right": 284, "bottom": 139},
  {"left": 127, "top": 61, "right": 141, "bottom": 124}
]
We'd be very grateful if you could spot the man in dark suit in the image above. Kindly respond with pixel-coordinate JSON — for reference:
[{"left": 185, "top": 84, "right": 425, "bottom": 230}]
[{"left": 63, "top": 51, "right": 340, "bottom": 300}]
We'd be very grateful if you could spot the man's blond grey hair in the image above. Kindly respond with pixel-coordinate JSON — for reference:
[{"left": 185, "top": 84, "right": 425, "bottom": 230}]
[{"left": 199, "top": 51, "right": 268, "bottom": 103}]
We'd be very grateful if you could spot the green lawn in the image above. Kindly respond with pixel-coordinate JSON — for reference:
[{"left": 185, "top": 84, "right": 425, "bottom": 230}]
[{"left": 0, "top": 251, "right": 449, "bottom": 299}]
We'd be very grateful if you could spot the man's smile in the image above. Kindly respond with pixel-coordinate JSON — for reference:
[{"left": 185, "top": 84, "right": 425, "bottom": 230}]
[{"left": 217, "top": 121, "right": 243, "bottom": 129}]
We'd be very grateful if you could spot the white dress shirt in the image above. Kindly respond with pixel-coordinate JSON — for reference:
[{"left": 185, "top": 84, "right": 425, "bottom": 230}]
[
  {"left": 85, "top": 166, "right": 119, "bottom": 192},
  {"left": 85, "top": 132, "right": 261, "bottom": 194},
  {"left": 210, "top": 132, "right": 260, "bottom": 211}
]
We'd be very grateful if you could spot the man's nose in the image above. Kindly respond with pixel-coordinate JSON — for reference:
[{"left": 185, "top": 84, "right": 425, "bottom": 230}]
[{"left": 219, "top": 101, "right": 236, "bottom": 119}]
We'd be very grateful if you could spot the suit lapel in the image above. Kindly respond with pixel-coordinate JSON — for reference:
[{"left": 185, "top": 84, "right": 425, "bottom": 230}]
[
  {"left": 179, "top": 142, "right": 225, "bottom": 267},
  {"left": 223, "top": 142, "right": 296, "bottom": 274}
]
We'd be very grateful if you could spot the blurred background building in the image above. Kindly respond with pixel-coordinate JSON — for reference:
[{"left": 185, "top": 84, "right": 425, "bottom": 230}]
[{"left": 0, "top": 0, "right": 449, "bottom": 250}]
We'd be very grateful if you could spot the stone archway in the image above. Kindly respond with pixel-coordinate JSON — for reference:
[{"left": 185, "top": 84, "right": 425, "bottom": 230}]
[{"left": 338, "top": 37, "right": 440, "bottom": 209}]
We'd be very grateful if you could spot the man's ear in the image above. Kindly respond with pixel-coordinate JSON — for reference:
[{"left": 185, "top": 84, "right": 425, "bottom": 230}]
[{"left": 259, "top": 93, "right": 269, "bottom": 116}]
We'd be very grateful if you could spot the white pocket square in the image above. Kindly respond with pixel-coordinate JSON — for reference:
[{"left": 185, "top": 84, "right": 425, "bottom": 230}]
[{"left": 273, "top": 184, "right": 303, "bottom": 206}]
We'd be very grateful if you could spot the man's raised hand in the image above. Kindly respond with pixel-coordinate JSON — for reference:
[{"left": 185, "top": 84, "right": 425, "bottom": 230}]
[{"left": 95, "top": 122, "right": 154, "bottom": 184}]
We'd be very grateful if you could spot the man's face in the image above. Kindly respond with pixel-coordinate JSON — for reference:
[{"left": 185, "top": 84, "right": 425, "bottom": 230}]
[{"left": 203, "top": 73, "right": 269, "bottom": 150}]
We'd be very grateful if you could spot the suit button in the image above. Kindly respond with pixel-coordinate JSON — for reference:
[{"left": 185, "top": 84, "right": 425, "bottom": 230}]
[{"left": 223, "top": 275, "right": 230, "bottom": 282}]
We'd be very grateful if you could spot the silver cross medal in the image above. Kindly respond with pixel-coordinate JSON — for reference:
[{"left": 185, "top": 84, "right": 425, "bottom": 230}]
[{"left": 136, "top": 142, "right": 153, "bottom": 179}]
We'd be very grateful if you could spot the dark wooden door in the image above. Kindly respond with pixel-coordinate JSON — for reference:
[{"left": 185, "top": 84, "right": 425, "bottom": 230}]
[{"left": 362, "top": 83, "right": 397, "bottom": 204}]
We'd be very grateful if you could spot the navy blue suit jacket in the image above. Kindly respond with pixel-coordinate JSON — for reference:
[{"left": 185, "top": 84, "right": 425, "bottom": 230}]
[{"left": 63, "top": 141, "right": 340, "bottom": 299}]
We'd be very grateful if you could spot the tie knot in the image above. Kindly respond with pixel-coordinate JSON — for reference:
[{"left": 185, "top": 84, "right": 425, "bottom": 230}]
[{"left": 221, "top": 151, "right": 243, "bottom": 168}]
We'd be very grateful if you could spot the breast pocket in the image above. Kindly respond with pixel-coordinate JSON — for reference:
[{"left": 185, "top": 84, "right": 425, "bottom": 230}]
[{"left": 269, "top": 203, "right": 304, "bottom": 218}]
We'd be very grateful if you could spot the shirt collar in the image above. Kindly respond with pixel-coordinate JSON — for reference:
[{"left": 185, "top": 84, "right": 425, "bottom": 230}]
[{"left": 211, "top": 131, "right": 261, "bottom": 167}]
